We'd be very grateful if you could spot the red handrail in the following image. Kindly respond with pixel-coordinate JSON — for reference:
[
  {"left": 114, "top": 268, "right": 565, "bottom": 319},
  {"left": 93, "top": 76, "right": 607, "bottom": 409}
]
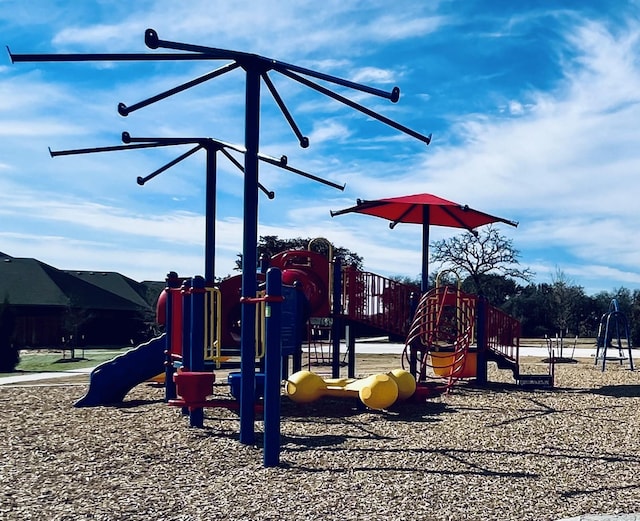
[
  {"left": 401, "top": 285, "right": 521, "bottom": 387},
  {"left": 342, "top": 266, "right": 418, "bottom": 337}
]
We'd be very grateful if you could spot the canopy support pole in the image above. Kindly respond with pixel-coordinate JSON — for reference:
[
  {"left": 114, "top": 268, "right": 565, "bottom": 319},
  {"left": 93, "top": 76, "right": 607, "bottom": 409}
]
[{"left": 421, "top": 206, "right": 430, "bottom": 293}]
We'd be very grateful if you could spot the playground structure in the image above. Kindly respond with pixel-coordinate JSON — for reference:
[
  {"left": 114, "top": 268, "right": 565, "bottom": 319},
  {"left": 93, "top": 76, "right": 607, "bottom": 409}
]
[
  {"left": 9, "top": 29, "right": 555, "bottom": 468},
  {"left": 74, "top": 239, "right": 419, "bottom": 406},
  {"left": 159, "top": 244, "right": 557, "bottom": 396},
  {"left": 76, "top": 235, "right": 557, "bottom": 412},
  {"left": 595, "top": 298, "right": 634, "bottom": 371}
]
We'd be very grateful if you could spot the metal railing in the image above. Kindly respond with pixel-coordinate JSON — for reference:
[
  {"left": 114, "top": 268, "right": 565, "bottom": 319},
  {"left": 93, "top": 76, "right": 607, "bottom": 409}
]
[
  {"left": 484, "top": 303, "right": 520, "bottom": 363},
  {"left": 341, "top": 266, "right": 418, "bottom": 337}
]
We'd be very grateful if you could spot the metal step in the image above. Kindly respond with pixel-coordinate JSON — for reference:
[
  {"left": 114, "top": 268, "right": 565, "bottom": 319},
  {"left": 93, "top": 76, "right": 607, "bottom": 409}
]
[{"left": 516, "top": 374, "right": 554, "bottom": 388}]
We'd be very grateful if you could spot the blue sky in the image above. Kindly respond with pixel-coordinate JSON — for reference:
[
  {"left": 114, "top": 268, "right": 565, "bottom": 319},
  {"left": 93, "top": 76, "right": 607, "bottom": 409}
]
[{"left": 1, "top": 0, "right": 639, "bottom": 295}]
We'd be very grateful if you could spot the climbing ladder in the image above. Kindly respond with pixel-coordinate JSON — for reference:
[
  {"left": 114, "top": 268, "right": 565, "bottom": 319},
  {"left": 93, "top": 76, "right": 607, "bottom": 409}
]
[
  {"left": 305, "top": 318, "right": 335, "bottom": 367},
  {"left": 403, "top": 284, "right": 555, "bottom": 389},
  {"left": 595, "top": 299, "right": 634, "bottom": 371},
  {"left": 402, "top": 285, "right": 476, "bottom": 388}
]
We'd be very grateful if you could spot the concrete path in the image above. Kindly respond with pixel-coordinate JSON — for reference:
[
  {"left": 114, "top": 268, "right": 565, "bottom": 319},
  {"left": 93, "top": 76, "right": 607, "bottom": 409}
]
[
  {"left": 0, "top": 367, "right": 94, "bottom": 385},
  {"left": 557, "top": 515, "right": 640, "bottom": 520}
]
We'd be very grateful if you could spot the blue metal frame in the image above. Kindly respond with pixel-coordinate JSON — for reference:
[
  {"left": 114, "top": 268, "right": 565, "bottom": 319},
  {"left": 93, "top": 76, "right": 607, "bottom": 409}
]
[
  {"left": 9, "top": 27, "right": 433, "bottom": 458},
  {"left": 50, "top": 133, "right": 342, "bottom": 286},
  {"left": 263, "top": 268, "right": 283, "bottom": 467}
]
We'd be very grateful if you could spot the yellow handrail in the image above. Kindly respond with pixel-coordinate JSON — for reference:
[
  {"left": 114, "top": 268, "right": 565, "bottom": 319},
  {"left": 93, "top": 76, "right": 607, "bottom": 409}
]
[
  {"left": 203, "top": 287, "right": 222, "bottom": 367},
  {"left": 254, "top": 290, "right": 266, "bottom": 359},
  {"left": 308, "top": 237, "right": 334, "bottom": 311},
  {"left": 204, "top": 287, "right": 269, "bottom": 366}
]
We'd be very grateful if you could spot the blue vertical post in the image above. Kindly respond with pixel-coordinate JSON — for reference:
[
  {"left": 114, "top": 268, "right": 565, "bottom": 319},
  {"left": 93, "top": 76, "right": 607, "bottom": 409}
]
[
  {"left": 331, "top": 257, "right": 342, "bottom": 378},
  {"left": 421, "top": 206, "right": 430, "bottom": 294},
  {"left": 179, "top": 279, "right": 192, "bottom": 417},
  {"left": 263, "top": 267, "right": 282, "bottom": 467},
  {"left": 189, "top": 275, "right": 206, "bottom": 427},
  {"left": 239, "top": 66, "right": 261, "bottom": 445},
  {"left": 204, "top": 144, "right": 217, "bottom": 285}
]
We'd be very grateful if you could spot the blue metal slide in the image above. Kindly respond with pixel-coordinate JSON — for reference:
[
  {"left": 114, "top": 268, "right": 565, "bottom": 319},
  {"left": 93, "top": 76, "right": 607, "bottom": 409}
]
[{"left": 74, "top": 334, "right": 166, "bottom": 407}]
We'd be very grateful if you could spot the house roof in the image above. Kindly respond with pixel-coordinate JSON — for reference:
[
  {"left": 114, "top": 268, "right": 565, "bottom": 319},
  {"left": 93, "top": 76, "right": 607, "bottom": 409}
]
[
  {"left": 0, "top": 255, "right": 159, "bottom": 311},
  {"left": 65, "top": 271, "right": 152, "bottom": 309},
  {"left": 0, "top": 257, "right": 69, "bottom": 306}
]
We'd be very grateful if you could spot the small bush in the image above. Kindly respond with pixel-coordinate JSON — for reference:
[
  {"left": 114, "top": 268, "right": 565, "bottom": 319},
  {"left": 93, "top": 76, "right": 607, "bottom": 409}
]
[{"left": 0, "top": 298, "right": 19, "bottom": 372}]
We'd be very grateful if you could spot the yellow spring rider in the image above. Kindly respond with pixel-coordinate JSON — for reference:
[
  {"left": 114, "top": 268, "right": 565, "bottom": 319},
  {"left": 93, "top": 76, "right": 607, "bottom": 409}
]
[{"left": 285, "top": 369, "right": 416, "bottom": 410}]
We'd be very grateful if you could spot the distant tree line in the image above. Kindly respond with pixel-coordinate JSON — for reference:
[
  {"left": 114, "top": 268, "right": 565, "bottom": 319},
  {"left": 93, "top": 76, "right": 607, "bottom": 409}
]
[
  {"left": 238, "top": 233, "right": 640, "bottom": 346},
  {"left": 428, "top": 226, "right": 639, "bottom": 344},
  {"left": 393, "top": 268, "right": 640, "bottom": 344},
  {"left": 462, "top": 273, "right": 640, "bottom": 345},
  {"left": 235, "top": 235, "right": 363, "bottom": 271}
]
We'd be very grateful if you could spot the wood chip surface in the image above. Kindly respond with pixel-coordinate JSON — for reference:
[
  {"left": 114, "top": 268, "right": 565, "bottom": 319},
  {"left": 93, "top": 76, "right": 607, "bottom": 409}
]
[{"left": 1, "top": 356, "right": 640, "bottom": 520}]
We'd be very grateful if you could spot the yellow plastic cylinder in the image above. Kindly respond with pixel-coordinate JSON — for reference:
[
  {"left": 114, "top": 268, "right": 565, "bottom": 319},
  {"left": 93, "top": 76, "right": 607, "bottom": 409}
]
[
  {"left": 388, "top": 369, "right": 416, "bottom": 400},
  {"left": 286, "top": 370, "right": 403, "bottom": 410},
  {"left": 285, "top": 370, "right": 327, "bottom": 403},
  {"left": 356, "top": 373, "right": 398, "bottom": 410}
]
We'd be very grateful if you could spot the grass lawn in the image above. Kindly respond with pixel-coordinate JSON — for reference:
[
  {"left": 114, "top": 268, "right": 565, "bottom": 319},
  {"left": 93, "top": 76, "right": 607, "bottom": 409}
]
[{"left": 1, "top": 347, "right": 128, "bottom": 376}]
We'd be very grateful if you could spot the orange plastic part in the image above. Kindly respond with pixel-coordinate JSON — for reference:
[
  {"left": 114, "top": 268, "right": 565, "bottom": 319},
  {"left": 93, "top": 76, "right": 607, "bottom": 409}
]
[{"left": 430, "top": 351, "right": 477, "bottom": 378}]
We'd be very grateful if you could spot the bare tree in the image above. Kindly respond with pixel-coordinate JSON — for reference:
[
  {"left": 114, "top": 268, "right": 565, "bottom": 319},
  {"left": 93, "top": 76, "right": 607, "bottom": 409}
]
[
  {"left": 430, "top": 225, "right": 534, "bottom": 294},
  {"left": 551, "top": 269, "right": 583, "bottom": 337}
]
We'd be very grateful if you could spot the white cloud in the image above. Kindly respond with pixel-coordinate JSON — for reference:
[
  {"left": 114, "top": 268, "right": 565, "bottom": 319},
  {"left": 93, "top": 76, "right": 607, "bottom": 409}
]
[
  {"left": 351, "top": 67, "right": 397, "bottom": 85},
  {"left": 2, "top": 3, "right": 640, "bottom": 294},
  {"left": 52, "top": 21, "right": 147, "bottom": 51},
  {"left": 0, "top": 194, "right": 205, "bottom": 245},
  {"left": 508, "top": 101, "right": 525, "bottom": 115},
  {"left": 365, "top": 13, "right": 449, "bottom": 41},
  {"left": 307, "top": 121, "right": 353, "bottom": 146}
]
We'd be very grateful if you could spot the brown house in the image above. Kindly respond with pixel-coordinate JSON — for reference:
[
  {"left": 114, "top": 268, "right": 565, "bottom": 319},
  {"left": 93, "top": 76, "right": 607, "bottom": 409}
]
[{"left": 0, "top": 252, "right": 163, "bottom": 347}]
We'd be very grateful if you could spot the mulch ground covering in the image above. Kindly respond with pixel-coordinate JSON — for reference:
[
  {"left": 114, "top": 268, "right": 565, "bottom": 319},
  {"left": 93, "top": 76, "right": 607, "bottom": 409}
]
[{"left": 1, "top": 358, "right": 640, "bottom": 520}]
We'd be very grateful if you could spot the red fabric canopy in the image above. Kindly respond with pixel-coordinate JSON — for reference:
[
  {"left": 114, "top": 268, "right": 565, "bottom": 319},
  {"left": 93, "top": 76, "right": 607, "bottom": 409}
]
[
  {"left": 331, "top": 193, "right": 518, "bottom": 291},
  {"left": 330, "top": 193, "right": 518, "bottom": 231}
]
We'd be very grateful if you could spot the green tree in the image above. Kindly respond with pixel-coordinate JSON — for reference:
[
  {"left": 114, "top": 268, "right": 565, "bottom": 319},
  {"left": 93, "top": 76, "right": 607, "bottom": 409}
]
[
  {"left": 550, "top": 270, "right": 587, "bottom": 338},
  {"left": 390, "top": 274, "right": 421, "bottom": 287},
  {"left": 502, "top": 283, "right": 556, "bottom": 337},
  {"left": 0, "top": 297, "right": 19, "bottom": 372},
  {"left": 562, "top": 292, "right": 600, "bottom": 338},
  {"left": 235, "top": 235, "right": 363, "bottom": 271}
]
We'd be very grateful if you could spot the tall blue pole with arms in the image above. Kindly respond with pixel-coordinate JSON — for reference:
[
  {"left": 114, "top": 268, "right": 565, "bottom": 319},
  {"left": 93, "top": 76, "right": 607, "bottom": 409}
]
[{"left": 8, "top": 28, "right": 431, "bottom": 456}]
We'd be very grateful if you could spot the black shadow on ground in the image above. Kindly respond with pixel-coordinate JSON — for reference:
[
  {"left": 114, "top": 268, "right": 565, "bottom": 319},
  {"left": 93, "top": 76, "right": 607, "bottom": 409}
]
[{"left": 586, "top": 384, "right": 640, "bottom": 397}]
